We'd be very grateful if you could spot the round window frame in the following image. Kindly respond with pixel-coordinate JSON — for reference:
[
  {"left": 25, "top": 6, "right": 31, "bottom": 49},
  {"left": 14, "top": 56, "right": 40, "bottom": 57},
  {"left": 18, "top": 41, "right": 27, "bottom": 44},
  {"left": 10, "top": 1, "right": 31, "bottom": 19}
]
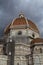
[{"left": 17, "top": 31, "right": 22, "bottom": 35}]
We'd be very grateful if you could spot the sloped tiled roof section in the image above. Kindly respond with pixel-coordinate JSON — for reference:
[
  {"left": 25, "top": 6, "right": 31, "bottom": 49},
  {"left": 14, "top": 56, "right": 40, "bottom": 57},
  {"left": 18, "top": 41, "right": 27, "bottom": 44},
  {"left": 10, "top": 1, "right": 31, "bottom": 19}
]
[
  {"left": 31, "top": 38, "right": 43, "bottom": 44},
  {"left": 4, "top": 23, "right": 11, "bottom": 34},
  {"left": 28, "top": 20, "right": 39, "bottom": 33}
]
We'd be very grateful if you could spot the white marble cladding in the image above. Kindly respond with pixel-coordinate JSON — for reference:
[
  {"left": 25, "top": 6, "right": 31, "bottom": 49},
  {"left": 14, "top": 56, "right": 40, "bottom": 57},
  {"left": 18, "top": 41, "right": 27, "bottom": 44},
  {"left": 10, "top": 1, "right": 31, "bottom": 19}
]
[
  {"left": 33, "top": 45, "right": 43, "bottom": 54},
  {"left": 10, "top": 29, "right": 27, "bottom": 36},
  {"left": 10, "top": 28, "right": 40, "bottom": 38},
  {"left": 28, "top": 29, "right": 40, "bottom": 38},
  {"left": 14, "top": 55, "right": 27, "bottom": 65},
  {"left": 34, "top": 32, "right": 40, "bottom": 38},
  {"left": 33, "top": 54, "right": 43, "bottom": 65},
  {"left": 14, "top": 37, "right": 29, "bottom": 44},
  {"left": 33, "top": 45, "right": 43, "bottom": 65},
  {"left": 14, "top": 44, "right": 31, "bottom": 55},
  {"left": 0, "top": 55, "right": 8, "bottom": 65}
]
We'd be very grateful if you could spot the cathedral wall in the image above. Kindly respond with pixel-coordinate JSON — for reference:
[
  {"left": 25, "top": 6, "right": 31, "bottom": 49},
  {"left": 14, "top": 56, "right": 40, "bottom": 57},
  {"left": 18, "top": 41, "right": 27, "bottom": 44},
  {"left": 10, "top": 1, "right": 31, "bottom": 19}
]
[
  {"left": 28, "top": 29, "right": 40, "bottom": 38},
  {"left": 0, "top": 44, "right": 3, "bottom": 55},
  {"left": 33, "top": 44, "right": 43, "bottom": 54},
  {"left": 33, "top": 44, "right": 43, "bottom": 65},
  {"left": 10, "top": 28, "right": 40, "bottom": 40},
  {"left": 0, "top": 55, "right": 7, "bottom": 65},
  {"left": 34, "top": 32, "right": 40, "bottom": 38},
  {"left": 14, "top": 55, "right": 27, "bottom": 65},
  {"left": 15, "top": 44, "right": 30, "bottom": 55},
  {"left": 10, "top": 29, "right": 27, "bottom": 37}
]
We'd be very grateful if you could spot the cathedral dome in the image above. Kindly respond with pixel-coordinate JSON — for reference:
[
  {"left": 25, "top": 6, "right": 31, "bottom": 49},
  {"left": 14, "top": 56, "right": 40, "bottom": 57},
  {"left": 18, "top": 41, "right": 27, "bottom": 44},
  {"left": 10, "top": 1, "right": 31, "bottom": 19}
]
[{"left": 4, "top": 13, "right": 39, "bottom": 34}]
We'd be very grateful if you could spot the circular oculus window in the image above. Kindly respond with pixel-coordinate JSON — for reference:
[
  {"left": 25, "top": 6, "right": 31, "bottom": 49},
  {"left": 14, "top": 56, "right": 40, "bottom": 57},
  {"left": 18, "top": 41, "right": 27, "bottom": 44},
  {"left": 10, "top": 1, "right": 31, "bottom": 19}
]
[{"left": 18, "top": 31, "right": 22, "bottom": 35}]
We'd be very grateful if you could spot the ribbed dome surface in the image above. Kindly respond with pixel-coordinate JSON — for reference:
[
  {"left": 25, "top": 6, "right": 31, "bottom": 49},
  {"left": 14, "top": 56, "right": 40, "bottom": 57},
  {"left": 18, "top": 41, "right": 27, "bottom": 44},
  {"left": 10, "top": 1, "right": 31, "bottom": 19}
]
[
  {"left": 28, "top": 20, "right": 39, "bottom": 33},
  {"left": 12, "top": 17, "right": 26, "bottom": 25},
  {"left": 4, "top": 14, "right": 39, "bottom": 34}
]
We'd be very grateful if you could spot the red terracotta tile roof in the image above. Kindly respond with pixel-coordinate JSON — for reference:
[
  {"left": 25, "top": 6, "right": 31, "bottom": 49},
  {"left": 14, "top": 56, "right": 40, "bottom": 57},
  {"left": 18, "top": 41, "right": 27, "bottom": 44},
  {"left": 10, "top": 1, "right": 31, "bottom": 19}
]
[
  {"left": 4, "top": 16, "right": 39, "bottom": 34},
  {"left": 31, "top": 38, "right": 43, "bottom": 44},
  {"left": 4, "top": 23, "right": 11, "bottom": 34},
  {"left": 12, "top": 17, "right": 26, "bottom": 25},
  {"left": 28, "top": 20, "right": 39, "bottom": 33}
]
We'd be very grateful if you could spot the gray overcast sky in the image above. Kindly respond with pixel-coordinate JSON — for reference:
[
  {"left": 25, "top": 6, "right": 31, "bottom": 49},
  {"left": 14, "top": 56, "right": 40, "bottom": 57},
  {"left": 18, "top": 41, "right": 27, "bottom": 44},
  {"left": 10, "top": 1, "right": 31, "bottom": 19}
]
[{"left": 0, "top": 0, "right": 43, "bottom": 37}]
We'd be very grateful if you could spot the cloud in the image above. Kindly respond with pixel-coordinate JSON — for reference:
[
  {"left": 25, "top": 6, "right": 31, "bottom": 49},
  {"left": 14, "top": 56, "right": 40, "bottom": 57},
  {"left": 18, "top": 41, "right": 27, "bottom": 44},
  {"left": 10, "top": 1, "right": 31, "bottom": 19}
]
[{"left": 0, "top": 0, "right": 43, "bottom": 37}]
